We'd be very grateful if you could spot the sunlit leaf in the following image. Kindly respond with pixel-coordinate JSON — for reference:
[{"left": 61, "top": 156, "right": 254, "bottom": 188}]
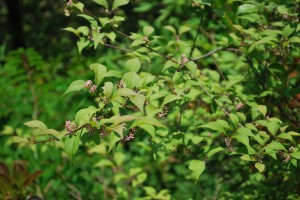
[
  {"left": 188, "top": 160, "right": 205, "bottom": 180},
  {"left": 63, "top": 80, "right": 86, "bottom": 96}
]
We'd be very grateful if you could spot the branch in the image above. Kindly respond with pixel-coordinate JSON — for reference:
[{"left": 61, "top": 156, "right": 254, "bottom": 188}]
[
  {"left": 191, "top": 47, "right": 241, "bottom": 61},
  {"left": 189, "top": 14, "right": 203, "bottom": 58},
  {"left": 103, "top": 43, "right": 133, "bottom": 52},
  {"left": 145, "top": 45, "right": 178, "bottom": 64},
  {"left": 191, "top": 47, "right": 224, "bottom": 61},
  {"left": 21, "top": 53, "right": 39, "bottom": 120}
]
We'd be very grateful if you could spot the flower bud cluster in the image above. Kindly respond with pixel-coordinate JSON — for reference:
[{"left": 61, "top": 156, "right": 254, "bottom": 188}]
[
  {"left": 117, "top": 79, "right": 126, "bottom": 88},
  {"left": 65, "top": 120, "right": 77, "bottom": 134},
  {"left": 123, "top": 133, "right": 135, "bottom": 142},
  {"left": 157, "top": 106, "right": 168, "bottom": 118},
  {"left": 64, "top": 0, "right": 73, "bottom": 16},
  {"left": 224, "top": 137, "right": 232, "bottom": 147},
  {"left": 84, "top": 80, "right": 98, "bottom": 93},
  {"left": 179, "top": 54, "right": 189, "bottom": 65},
  {"left": 123, "top": 128, "right": 137, "bottom": 142}
]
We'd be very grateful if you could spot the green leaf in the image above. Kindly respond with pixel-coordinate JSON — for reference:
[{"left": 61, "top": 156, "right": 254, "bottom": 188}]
[
  {"left": 255, "top": 163, "right": 265, "bottom": 173},
  {"left": 130, "top": 116, "right": 166, "bottom": 128},
  {"left": 113, "top": 88, "right": 137, "bottom": 97},
  {"left": 89, "top": 63, "right": 107, "bottom": 86},
  {"left": 75, "top": 106, "right": 98, "bottom": 127},
  {"left": 63, "top": 80, "right": 86, "bottom": 96},
  {"left": 77, "top": 38, "right": 90, "bottom": 54},
  {"left": 257, "top": 105, "right": 267, "bottom": 117},
  {"left": 133, "top": 172, "right": 147, "bottom": 187},
  {"left": 199, "top": 121, "right": 224, "bottom": 132},
  {"left": 106, "top": 32, "right": 116, "bottom": 42},
  {"left": 43, "top": 129, "right": 62, "bottom": 141},
  {"left": 267, "top": 121, "right": 280, "bottom": 136},
  {"left": 229, "top": 113, "right": 239, "bottom": 126},
  {"left": 143, "top": 26, "right": 154, "bottom": 36},
  {"left": 237, "top": 4, "right": 257, "bottom": 15},
  {"left": 249, "top": 36, "right": 277, "bottom": 52},
  {"left": 164, "top": 25, "right": 177, "bottom": 35},
  {"left": 106, "top": 70, "right": 122, "bottom": 78},
  {"left": 125, "top": 57, "right": 141, "bottom": 72},
  {"left": 282, "top": 25, "right": 294, "bottom": 38},
  {"left": 62, "top": 27, "right": 79, "bottom": 36},
  {"left": 277, "top": 5, "right": 288, "bottom": 14},
  {"left": 179, "top": 25, "right": 191, "bottom": 36},
  {"left": 24, "top": 120, "right": 47, "bottom": 130},
  {"left": 94, "top": 159, "right": 114, "bottom": 167},
  {"left": 110, "top": 124, "right": 124, "bottom": 138},
  {"left": 108, "top": 132, "right": 121, "bottom": 152},
  {"left": 287, "top": 131, "right": 300, "bottom": 136},
  {"left": 236, "top": 127, "right": 254, "bottom": 137},
  {"left": 92, "top": 0, "right": 108, "bottom": 8},
  {"left": 101, "top": 115, "right": 137, "bottom": 126},
  {"left": 264, "top": 141, "right": 287, "bottom": 153},
  {"left": 288, "top": 36, "right": 300, "bottom": 43},
  {"left": 245, "top": 123, "right": 258, "bottom": 132},
  {"left": 291, "top": 151, "right": 300, "bottom": 159},
  {"left": 64, "top": 135, "right": 80, "bottom": 160},
  {"left": 185, "top": 62, "right": 197, "bottom": 75},
  {"left": 123, "top": 72, "right": 143, "bottom": 89},
  {"left": 188, "top": 160, "right": 205, "bottom": 180},
  {"left": 102, "top": 82, "right": 114, "bottom": 98},
  {"left": 73, "top": 2, "right": 84, "bottom": 12},
  {"left": 11, "top": 136, "right": 30, "bottom": 144},
  {"left": 233, "top": 134, "right": 249, "bottom": 146},
  {"left": 130, "top": 39, "right": 145, "bottom": 47},
  {"left": 277, "top": 133, "right": 294, "bottom": 142},
  {"left": 143, "top": 186, "right": 157, "bottom": 196},
  {"left": 207, "top": 147, "right": 225, "bottom": 157},
  {"left": 112, "top": 0, "right": 130, "bottom": 10},
  {"left": 162, "top": 94, "right": 181, "bottom": 106},
  {"left": 93, "top": 32, "right": 105, "bottom": 49},
  {"left": 240, "top": 154, "right": 255, "bottom": 161},
  {"left": 130, "top": 94, "right": 146, "bottom": 114}
]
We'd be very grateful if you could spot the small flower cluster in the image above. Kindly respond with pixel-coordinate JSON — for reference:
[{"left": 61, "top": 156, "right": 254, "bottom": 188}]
[
  {"left": 289, "top": 146, "right": 294, "bottom": 153},
  {"left": 224, "top": 137, "right": 232, "bottom": 147},
  {"left": 65, "top": 120, "right": 77, "bottom": 134},
  {"left": 123, "top": 133, "right": 135, "bottom": 142},
  {"left": 157, "top": 106, "right": 168, "bottom": 118},
  {"left": 123, "top": 128, "right": 137, "bottom": 142},
  {"left": 84, "top": 80, "right": 98, "bottom": 93},
  {"left": 278, "top": 151, "right": 291, "bottom": 163},
  {"left": 64, "top": 0, "right": 73, "bottom": 16},
  {"left": 117, "top": 79, "right": 126, "bottom": 88},
  {"left": 99, "top": 130, "right": 110, "bottom": 138},
  {"left": 235, "top": 102, "right": 244, "bottom": 110},
  {"left": 179, "top": 54, "right": 189, "bottom": 65}
]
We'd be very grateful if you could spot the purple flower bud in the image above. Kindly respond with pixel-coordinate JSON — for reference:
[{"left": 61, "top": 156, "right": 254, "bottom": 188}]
[
  {"left": 66, "top": 0, "right": 72, "bottom": 6},
  {"left": 84, "top": 80, "right": 93, "bottom": 88},
  {"left": 89, "top": 85, "right": 98, "bottom": 93},
  {"left": 65, "top": 120, "right": 77, "bottom": 134}
]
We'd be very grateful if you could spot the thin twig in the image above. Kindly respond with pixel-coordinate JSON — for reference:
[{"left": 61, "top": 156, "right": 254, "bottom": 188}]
[
  {"left": 189, "top": 14, "right": 203, "bottom": 58},
  {"left": 103, "top": 43, "right": 133, "bottom": 52},
  {"left": 146, "top": 45, "right": 178, "bottom": 64},
  {"left": 21, "top": 53, "right": 39, "bottom": 120},
  {"left": 114, "top": 29, "right": 178, "bottom": 63},
  {"left": 191, "top": 47, "right": 224, "bottom": 61}
]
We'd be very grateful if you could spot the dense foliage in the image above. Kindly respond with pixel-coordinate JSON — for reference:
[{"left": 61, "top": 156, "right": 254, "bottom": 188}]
[{"left": 1, "top": 0, "right": 300, "bottom": 199}]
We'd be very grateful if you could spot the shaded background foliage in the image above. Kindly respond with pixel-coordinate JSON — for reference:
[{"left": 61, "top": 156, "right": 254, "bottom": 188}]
[{"left": 1, "top": 0, "right": 300, "bottom": 199}]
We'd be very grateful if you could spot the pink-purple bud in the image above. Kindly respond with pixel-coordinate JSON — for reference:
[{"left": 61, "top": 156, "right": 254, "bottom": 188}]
[
  {"left": 89, "top": 85, "right": 98, "bottom": 93},
  {"left": 66, "top": 0, "right": 72, "bottom": 6},
  {"left": 84, "top": 80, "right": 93, "bottom": 88},
  {"left": 65, "top": 120, "right": 77, "bottom": 134},
  {"left": 123, "top": 133, "right": 135, "bottom": 142}
]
